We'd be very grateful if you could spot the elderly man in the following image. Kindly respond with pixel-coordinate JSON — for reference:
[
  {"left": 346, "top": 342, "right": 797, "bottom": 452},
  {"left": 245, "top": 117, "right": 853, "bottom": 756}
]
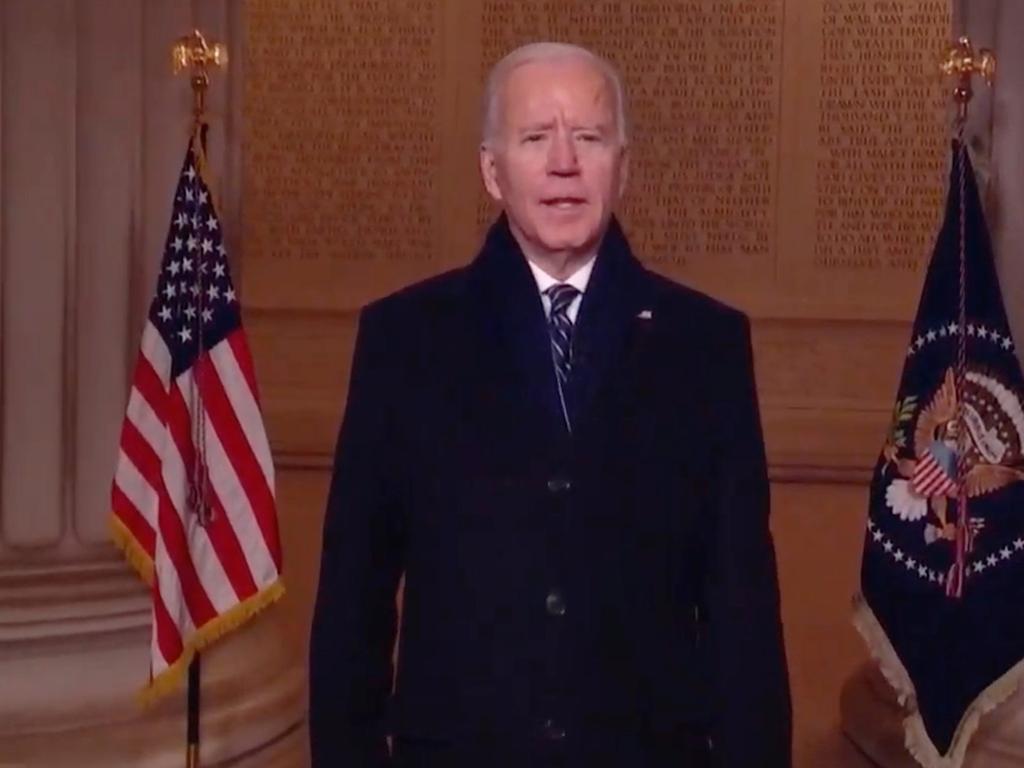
[{"left": 309, "top": 42, "right": 791, "bottom": 767}]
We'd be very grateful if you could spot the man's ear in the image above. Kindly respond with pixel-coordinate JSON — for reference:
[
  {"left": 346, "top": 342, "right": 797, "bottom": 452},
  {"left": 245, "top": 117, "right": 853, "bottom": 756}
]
[{"left": 479, "top": 143, "right": 504, "bottom": 203}]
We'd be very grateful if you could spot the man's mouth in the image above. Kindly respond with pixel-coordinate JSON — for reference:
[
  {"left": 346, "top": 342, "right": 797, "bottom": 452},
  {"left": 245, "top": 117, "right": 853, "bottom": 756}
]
[{"left": 542, "top": 197, "right": 587, "bottom": 209}]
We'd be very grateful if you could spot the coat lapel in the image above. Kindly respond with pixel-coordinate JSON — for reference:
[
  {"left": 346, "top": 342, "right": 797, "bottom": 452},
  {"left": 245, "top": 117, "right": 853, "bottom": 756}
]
[
  {"left": 568, "top": 218, "right": 651, "bottom": 431},
  {"left": 466, "top": 215, "right": 567, "bottom": 444},
  {"left": 465, "top": 214, "right": 653, "bottom": 443}
]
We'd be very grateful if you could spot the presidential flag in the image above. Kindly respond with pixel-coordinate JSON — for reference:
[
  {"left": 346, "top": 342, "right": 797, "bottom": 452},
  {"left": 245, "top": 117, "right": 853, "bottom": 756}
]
[
  {"left": 856, "top": 143, "right": 1024, "bottom": 767},
  {"left": 110, "top": 131, "right": 283, "bottom": 697}
]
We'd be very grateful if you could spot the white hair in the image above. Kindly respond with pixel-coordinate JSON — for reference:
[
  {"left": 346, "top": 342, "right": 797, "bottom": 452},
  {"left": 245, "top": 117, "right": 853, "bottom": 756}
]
[{"left": 481, "top": 42, "right": 629, "bottom": 148}]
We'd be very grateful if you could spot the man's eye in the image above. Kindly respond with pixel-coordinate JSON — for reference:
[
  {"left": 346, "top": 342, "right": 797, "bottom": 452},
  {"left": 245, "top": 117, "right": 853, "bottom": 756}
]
[
  {"left": 523, "top": 133, "right": 545, "bottom": 143},
  {"left": 577, "top": 133, "right": 601, "bottom": 143}
]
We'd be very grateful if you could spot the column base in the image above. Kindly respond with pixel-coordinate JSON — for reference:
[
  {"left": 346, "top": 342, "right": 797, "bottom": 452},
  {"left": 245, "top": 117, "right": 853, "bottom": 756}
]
[{"left": 0, "top": 559, "right": 306, "bottom": 767}]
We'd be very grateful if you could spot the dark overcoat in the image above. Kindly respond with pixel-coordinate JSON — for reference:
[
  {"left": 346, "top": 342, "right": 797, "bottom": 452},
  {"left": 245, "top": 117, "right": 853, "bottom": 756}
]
[{"left": 309, "top": 216, "right": 791, "bottom": 767}]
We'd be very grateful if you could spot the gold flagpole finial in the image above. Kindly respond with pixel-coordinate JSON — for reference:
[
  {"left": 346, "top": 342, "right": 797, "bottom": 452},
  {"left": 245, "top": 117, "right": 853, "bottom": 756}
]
[
  {"left": 172, "top": 29, "right": 229, "bottom": 124},
  {"left": 941, "top": 36, "right": 996, "bottom": 124}
]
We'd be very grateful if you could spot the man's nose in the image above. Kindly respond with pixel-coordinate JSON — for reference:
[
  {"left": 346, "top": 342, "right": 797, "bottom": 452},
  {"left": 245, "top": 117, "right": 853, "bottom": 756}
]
[{"left": 547, "top": 132, "right": 579, "bottom": 176}]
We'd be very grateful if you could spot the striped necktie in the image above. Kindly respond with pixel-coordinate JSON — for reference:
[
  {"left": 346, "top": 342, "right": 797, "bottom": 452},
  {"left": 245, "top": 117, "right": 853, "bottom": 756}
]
[{"left": 545, "top": 283, "right": 580, "bottom": 386}]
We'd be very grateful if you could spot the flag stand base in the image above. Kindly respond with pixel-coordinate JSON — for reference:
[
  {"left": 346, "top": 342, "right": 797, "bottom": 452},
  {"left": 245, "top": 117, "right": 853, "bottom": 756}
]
[{"left": 840, "top": 662, "right": 1024, "bottom": 768}]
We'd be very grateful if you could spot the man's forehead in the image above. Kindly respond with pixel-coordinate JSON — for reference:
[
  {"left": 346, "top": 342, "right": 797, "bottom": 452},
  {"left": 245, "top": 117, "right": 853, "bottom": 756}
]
[{"left": 502, "top": 59, "right": 615, "bottom": 114}]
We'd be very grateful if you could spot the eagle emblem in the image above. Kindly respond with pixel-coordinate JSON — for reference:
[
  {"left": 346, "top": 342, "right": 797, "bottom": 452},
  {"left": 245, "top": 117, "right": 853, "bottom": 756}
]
[{"left": 882, "top": 366, "right": 1024, "bottom": 551}]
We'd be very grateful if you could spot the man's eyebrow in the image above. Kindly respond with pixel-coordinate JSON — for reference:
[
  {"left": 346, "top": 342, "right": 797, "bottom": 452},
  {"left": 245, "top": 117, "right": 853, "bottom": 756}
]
[
  {"left": 517, "top": 121, "right": 611, "bottom": 133},
  {"left": 518, "top": 121, "right": 555, "bottom": 133}
]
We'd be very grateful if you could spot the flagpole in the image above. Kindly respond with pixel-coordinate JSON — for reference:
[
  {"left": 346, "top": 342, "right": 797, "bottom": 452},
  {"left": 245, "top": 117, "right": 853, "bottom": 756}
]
[
  {"left": 171, "top": 29, "right": 229, "bottom": 768},
  {"left": 186, "top": 653, "right": 201, "bottom": 768},
  {"left": 939, "top": 38, "right": 995, "bottom": 598}
]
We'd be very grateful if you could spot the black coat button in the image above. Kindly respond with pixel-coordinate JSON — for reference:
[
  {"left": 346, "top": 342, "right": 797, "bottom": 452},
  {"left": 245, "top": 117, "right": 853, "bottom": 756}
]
[
  {"left": 546, "top": 476, "right": 572, "bottom": 493},
  {"left": 545, "top": 590, "right": 566, "bottom": 616}
]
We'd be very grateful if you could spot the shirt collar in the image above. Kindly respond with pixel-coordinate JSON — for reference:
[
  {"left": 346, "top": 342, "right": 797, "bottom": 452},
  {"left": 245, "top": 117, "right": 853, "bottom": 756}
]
[{"left": 526, "top": 254, "right": 597, "bottom": 297}]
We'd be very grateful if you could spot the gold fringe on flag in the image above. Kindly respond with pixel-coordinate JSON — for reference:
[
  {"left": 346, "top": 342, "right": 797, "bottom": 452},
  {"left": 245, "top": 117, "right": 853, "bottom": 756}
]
[
  {"left": 853, "top": 594, "right": 1024, "bottom": 768},
  {"left": 140, "top": 578, "right": 285, "bottom": 705},
  {"left": 109, "top": 514, "right": 155, "bottom": 586},
  {"left": 110, "top": 511, "right": 285, "bottom": 704}
]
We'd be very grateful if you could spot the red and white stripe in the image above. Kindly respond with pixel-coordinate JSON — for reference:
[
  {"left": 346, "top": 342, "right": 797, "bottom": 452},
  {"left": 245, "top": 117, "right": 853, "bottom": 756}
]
[
  {"left": 112, "top": 320, "right": 281, "bottom": 683},
  {"left": 911, "top": 451, "right": 958, "bottom": 498}
]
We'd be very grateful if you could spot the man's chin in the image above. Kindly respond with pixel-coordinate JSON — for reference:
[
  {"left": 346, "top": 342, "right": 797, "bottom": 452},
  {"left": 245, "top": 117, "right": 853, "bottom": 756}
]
[
  {"left": 535, "top": 228, "right": 599, "bottom": 256},
  {"left": 508, "top": 217, "right": 602, "bottom": 262}
]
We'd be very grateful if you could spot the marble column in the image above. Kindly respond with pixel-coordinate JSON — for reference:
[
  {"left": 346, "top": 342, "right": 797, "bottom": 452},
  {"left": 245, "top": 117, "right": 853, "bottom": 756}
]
[
  {"left": 840, "top": 1, "right": 1024, "bottom": 765},
  {"left": 0, "top": 1, "right": 304, "bottom": 765}
]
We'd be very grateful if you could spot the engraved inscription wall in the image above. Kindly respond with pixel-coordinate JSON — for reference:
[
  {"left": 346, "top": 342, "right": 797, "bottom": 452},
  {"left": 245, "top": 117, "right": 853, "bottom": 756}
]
[
  {"left": 815, "top": 0, "right": 949, "bottom": 274},
  {"left": 245, "top": 0, "right": 440, "bottom": 307},
  {"left": 479, "top": 1, "right": 783, "bottom": 276},
  {"left": 245, "top": 0, "right": 953, "bottom": 315}
]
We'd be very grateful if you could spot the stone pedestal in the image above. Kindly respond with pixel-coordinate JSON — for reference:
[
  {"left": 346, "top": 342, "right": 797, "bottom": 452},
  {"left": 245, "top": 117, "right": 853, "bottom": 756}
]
[
  {"left": 0, "top": 557, "right": 305, "bottom": 767},
  {"left": 840, "top": 662, "right": 1024, "bottom": 768}
]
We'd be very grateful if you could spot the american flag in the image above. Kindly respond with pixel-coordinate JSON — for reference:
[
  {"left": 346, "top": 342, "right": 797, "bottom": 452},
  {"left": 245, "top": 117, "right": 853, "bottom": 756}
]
[{"left": 111, "top": 134, "right": 283, "bottom": 697}]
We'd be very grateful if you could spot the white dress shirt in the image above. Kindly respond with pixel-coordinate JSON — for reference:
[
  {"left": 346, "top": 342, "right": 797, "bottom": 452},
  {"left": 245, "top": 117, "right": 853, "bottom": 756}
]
[{"left": 527, "top": 255, "right": 596, "bottom": 323}]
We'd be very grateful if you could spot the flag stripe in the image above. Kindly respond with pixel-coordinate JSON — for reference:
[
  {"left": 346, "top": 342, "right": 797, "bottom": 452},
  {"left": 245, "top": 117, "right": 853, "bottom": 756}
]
[
  {"left": 152, "top": 586, "right": 184, "bottom": 666},
  {"left": 160, "top": 377, "right": 243, "bottom": 615},
  {"left": 196, "top": 355, "right": 282, "bottom": 568},
  {"left": 113, "top": 449, "right": 159, "bottom": 535},
  {"left": 226, "top": 331, "right": 262, "bottom": 404},
  {"left": 140, "top": 321, "right": 173, "bottom": 386},
  {"left": 912, "top": 454, "right": 957, "bottom": 497},
  {"left": 152, "top": 524, "right": 194, "bottom": 650},
  {"left": 118, "top": 420, "right": 165, "bottom": 512},
  {"left": 167, "top": 381, "right": 259, "bottom": 601},
  {"left": 112, "top": 482, "right": 156, "bottom": 555},
  {"left": 114, "top": 340, "right": 171, "bottom": 540},
  {"left": 132, "top": 339, "right": 170, "bottom": 423},
  {"left": 154, "top": 478, "right": 218, "bottom": 628},
  {"left": 121, "top": 418, "right": 219, "bottom": 627},
  {"left": 127, "top": 389, "right": 167, "bottom": 472},
  {"left": 199, "top": 397, "right": 280, "bottom": 586},
  {"left": 210, "top": 338, "right": 275, "bottom": 492},
  {"left": 205, "top": 484, "right": 261, "bottom": 599}
]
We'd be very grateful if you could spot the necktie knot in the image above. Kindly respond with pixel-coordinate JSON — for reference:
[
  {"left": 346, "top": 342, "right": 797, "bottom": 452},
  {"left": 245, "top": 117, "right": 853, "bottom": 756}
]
[
  {"left": 546, "top": 283, "right": 580, "bottom": 320},
  {"left": 544, "top": 283, "right": 579, "bottom": 396}
]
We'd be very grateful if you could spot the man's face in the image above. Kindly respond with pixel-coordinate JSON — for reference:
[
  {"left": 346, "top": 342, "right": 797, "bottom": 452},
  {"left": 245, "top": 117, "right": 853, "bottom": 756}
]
[{"left": 480, "top": 57, "right": 628, "bottom": 265}]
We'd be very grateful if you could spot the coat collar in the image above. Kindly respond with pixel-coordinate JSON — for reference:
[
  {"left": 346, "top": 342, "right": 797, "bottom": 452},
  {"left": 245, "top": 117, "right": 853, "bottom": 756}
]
[{"left": 466, "top": 213, "right": 651, "bottom": 439}]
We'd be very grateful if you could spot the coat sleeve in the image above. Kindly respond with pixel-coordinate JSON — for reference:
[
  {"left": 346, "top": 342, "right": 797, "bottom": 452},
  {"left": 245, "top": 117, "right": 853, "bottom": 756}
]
[
  {"left": 309, "top": 304, "right": 405, "bottom": 767},
  {"left": 704, "top": 312, "right": 792, "bottom": 768}
]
